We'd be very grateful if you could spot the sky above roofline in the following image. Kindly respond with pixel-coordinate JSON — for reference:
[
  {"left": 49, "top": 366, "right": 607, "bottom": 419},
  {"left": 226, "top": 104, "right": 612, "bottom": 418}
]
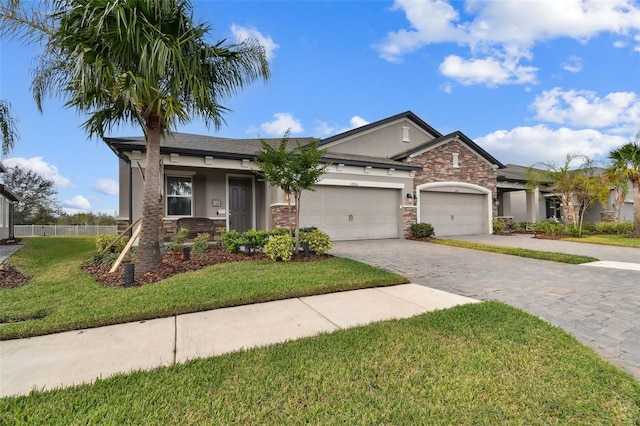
[{"left": 1, "top": 0, "right": 638, "bottom": 215}]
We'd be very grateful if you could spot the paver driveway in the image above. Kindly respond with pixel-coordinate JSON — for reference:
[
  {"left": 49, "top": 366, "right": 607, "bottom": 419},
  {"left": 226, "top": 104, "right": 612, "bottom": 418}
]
[{"left": 331, "top": 236, "right": 640, "bottom": 380}]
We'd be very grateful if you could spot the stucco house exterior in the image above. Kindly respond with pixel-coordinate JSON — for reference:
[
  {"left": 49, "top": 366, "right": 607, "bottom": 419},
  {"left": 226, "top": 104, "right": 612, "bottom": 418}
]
[
  {"left": 0, "top": 162, "right": 18, "bottom": 241},
  {"left": 105, "top": 111, "right": 505, "bottom": 240},
  {"left": 496, "top": 164, "right": 634, "bottom": 224}
]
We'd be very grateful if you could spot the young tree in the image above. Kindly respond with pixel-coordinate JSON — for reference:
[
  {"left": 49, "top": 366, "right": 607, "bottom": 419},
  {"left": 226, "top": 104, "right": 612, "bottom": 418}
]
[
  {"left": 526, "top": 154, "right": 595, "bottom": 228},
  {"left": 606, "top": 131, "right": 640, "bottom": 238},
  {"left": 1, "top": 165, "right": 62, "bottom": 224},
  {"left": 4, "top": 0, "right": 270, "bottom": 275},
  {"left": 571, "top": 172, "right": 610, "bottom": 236},
  {"left": 255, "top": 132, "right": 328, "bottom": 252}
]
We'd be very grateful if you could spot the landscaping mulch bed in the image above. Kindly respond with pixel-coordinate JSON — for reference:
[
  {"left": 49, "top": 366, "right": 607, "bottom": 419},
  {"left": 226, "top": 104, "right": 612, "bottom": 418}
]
[
  {"left": 84, "top": 244, "right": 332, "bottom": 288},
  {"left": 0, "top": 264, "right": 30, "bottom": 289}
]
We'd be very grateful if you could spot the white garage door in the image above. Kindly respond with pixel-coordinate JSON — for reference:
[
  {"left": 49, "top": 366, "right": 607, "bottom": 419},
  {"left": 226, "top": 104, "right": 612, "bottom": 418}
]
[
  {"left": 299, "top": 186, "right": 400, "bottom": 240},
  {"left": 420, "top": 191, "right": 486, "bottom": 236}
]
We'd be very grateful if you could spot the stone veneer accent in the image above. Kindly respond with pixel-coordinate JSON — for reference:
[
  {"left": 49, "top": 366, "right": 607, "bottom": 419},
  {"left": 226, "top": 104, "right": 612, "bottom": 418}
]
[
  {"left": 272, "top": 204, "right": 296, "bottom": 229},
  {"left": 406, "top": 140, "right": 498, "bottom": 217},
  {"left": 402, "top": 206, "right": 417, "bottom": 238}
]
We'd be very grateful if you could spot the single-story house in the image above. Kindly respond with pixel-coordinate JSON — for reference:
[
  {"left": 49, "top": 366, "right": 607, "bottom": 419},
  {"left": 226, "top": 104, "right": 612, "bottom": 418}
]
[
  {"left": 0, "top": 162, "right": 18, "bottom": 241},
  {"left": 496, "top": 164, "right": 635, "bottom": 224},
  {"left": 105, "top": 111, "right": 506, "bottom": 240}
]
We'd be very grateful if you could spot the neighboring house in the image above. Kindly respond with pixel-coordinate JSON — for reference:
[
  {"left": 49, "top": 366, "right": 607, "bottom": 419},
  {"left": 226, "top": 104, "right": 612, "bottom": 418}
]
[
  {"left": 105, "top": 111, "right": 505, "bottom": 240},
  {"left": 0, "top": 162, "right": 19, "bottom": 241},
  {"left": 496, "top": 164, "right": 634, "bottom": 224}
]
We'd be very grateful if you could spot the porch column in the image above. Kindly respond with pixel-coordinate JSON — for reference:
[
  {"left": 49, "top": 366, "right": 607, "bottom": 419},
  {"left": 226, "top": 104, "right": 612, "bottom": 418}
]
[{"left": 526, "top": 187, "right": 540, "bottom": 223}]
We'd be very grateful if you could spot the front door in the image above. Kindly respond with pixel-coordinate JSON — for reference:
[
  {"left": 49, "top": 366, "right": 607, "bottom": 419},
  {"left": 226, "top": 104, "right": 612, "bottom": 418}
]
[{"left": 229, "top": 176, "right": 252, "bottom": 233}]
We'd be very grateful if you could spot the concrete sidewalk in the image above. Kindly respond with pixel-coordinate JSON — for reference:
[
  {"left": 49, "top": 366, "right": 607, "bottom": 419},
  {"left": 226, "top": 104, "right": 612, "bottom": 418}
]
[
  {"left": 0, "top": 244, "right": 21, "bottom": 265},
  {"left": 0, "top": 284, "right": 477, "bottom": 398}
]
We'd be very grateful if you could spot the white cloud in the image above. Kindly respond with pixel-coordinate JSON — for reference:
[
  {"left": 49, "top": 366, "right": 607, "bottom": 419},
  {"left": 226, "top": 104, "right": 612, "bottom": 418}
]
[
  {"left": 94, "top": 178, "right": 118, "bottom": 196},
  {"left": 476, "top": 125, "right": 629, "bottom": 166},
  {"left": 63, "top": 195, "right": 91, "bottom": 211},
  {"left": 259, "top": 113, "right": 304, "bottom": 136},
  {"left": 532, "top": 88, "right": 640, "bottom": 130},
  {"left": 376, "top": 0, "right": 640, "bottom": 85},
  {"left": 313, "top": 116, "right": 370, "bottom": 137},
  {"left": 231, "top": 24, "right": 279, "bottom": 61},
  {"left": 313, "top": 121, "right": 335, "bottom": 137},
  {"left": 561, "top": 55, "right": 582, "bottom": 73},
  {"left": 439, "top": 54, "right": 537, "bottom": 87},
  {"left": 2, "top": 156, "right": 72, "bottom": 188},
  {"left": 349, "top": 116, "right": 370, "bottom": 128},
  {"left": 375, "top": 0, "right": 465, "bottom": 62},
  {"left": 335, "top": 116, "right": 371, "bottom": 134}
]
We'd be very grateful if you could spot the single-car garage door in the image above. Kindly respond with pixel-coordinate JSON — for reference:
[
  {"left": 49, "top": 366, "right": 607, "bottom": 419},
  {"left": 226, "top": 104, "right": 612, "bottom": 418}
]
[
  {"left": 420, "top": 190, "right": 487, "bottom": 236},
  {"left": 299, "top": 186, "right": 400, "bottom": 240}
]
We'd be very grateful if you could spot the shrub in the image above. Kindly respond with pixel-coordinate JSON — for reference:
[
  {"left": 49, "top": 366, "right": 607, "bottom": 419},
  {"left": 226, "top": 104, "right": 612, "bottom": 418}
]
[
  {"left": 492, "top": 219, "right": 507, "bottom": 233},
  {"left": 191, "top": 233, "right": 210, "bottom": 259},
  {"left": 533, "top": 222, "right": 565, "bottom": 236},
  {"left": 263, "top": 234, "right": 294, "bottom": 261},
  {"left": 299, "top": 229, "right": 332, "bottom": 255},
  {"left": 587, "top": 221, "right": 633, "bottom": 235},
  {"left": 512, "top": 222, "right": 534, "bottom": 232},
  {"left": 220, "top": 230, "right": 247, "bottom": 254},
  {"left": 96, "top": 234, "right": 128, "bottom": 254},
  {"left": 166, "top": 227, "right": 189, "bottom": 252},
  {"left": 243, "top": 229, "right": 273, "bottom": 251},
  {"left": 410, "top": 223, "right": 434, "bottom": 238}
]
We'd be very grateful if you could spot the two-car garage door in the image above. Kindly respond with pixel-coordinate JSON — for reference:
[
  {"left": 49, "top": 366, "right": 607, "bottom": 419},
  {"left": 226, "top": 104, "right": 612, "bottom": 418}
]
[
  {"left": 420, "top": 189, "right": 488, "bottom": 236},
  {"left": 299, "top": 185, "right": 400, "bottom": 241}
]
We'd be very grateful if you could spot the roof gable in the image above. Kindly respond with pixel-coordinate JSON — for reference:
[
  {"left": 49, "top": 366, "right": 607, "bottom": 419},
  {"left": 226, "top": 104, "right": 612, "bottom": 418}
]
[
  {"left": 318, "top": 111, "right": 442, "bottom": 159},
  {"left": 392, "top": 131, "right": 505, "bottom": 169}
]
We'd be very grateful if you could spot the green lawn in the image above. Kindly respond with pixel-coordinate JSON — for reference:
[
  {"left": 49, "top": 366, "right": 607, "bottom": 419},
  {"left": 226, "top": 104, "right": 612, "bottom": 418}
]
[
  {"left": 429, "top": 238, "right": 599, "bottom": 264},
  {"left": 564, "top": 233, "right": 640, "bottom": 248},
  {"left": 2, "top": 302, "right": 639, "bottom": 424},
  {"left": 0, "top": 237, "right": 407, "bottom": 340}
]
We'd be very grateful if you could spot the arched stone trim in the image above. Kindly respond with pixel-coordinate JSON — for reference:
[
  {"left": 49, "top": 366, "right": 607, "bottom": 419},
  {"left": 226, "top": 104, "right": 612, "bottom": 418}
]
[{"left": 416, "top": 181, "right": 493, "bottom": 234}]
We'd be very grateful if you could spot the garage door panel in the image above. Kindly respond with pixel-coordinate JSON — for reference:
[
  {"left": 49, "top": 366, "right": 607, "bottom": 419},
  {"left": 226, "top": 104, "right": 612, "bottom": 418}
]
[
  {"left": 420, "top": 191, "right": 486, "bottom": 236},
  {"left": 300, "top": 186, "right": 400, "bottom": 240}
]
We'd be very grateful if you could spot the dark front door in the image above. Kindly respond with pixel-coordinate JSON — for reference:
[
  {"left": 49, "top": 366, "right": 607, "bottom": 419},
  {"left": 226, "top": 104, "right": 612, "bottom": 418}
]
[{"left": 229, "top": 177, "right": 252, "bottom": 233}]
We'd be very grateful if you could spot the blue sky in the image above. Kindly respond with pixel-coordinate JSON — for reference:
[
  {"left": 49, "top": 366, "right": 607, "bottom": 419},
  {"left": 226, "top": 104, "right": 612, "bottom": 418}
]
[{"left": 1, "top": 0, "right": 639, "bottom": 216}]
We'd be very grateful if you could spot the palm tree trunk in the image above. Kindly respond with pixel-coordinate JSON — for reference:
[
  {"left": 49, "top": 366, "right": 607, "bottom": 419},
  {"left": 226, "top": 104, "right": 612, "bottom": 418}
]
[
  {"left": 632, "top": 180, "right": 640, "bottom": 238},
  {"left": 135, "top": 117, "right": 163, "bottom": 276}
]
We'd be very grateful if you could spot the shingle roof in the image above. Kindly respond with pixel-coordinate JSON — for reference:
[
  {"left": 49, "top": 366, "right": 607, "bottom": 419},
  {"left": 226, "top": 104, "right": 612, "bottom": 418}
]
[{"left": 105, "top": 132, "right": 422, "bottom": 171}]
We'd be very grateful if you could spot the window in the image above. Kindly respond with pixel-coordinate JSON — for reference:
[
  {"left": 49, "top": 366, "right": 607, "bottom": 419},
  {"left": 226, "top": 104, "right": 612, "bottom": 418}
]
[
  {"left": 545, "top": 196, "right": 561, "bottom": 220},
  {"left": 166, "top": 176, "right": 192, "bottom": 216}
]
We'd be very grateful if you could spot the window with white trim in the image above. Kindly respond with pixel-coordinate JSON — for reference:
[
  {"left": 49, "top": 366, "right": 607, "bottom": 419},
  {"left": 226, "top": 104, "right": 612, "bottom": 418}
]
[{"left": 166, "top": 176, "right": 193, "bottom": 216}]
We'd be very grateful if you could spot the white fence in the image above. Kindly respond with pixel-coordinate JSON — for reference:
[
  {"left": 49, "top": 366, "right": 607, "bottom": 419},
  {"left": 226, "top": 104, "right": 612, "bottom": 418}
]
[{"left": 14, "top": 225, "right": 118, "bottom": 237}]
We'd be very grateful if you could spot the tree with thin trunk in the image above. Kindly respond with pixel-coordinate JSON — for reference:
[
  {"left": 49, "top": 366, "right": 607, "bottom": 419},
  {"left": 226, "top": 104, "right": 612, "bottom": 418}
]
[
  {"left": 606, "top": 131, "right": 640, "bottom": 238},
  {"left": 1, "top": 164, "right": 62, "bottom": 224},
  {"left": 255, "top": 132, "right": 328, "bottom": 252},
  {"left": 3, "top": 0, "right": 270, "bottom": 275},
  {"left": 526, "top": 154, "right": 594, "bottom": 228}
]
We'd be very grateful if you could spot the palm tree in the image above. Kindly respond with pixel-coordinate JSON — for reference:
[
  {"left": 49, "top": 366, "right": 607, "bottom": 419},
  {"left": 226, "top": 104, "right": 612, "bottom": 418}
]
[
  {"left": 607, "top": 132, "right": 640, "bottom": 238},
  {"left": 26, "top": 0, "right": 270, "bottom": 275},
  {"left": 0, "top": 99, "right": 19, "bottom": 156}
]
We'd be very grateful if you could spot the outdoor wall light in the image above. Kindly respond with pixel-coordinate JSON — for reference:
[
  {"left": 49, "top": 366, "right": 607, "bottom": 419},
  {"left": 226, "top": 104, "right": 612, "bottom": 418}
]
[{"left": 406, "top": 193, "right": 413, "bottom": 199}]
